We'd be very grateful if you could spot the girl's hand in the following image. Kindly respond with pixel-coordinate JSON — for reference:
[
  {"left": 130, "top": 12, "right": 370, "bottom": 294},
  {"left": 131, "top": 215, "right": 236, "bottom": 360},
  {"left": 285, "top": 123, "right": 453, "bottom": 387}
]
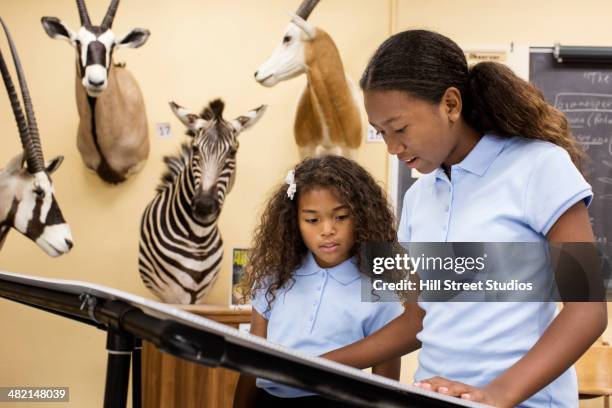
[{"left": 414, "top": 377, "right": 507, "bottom": 407}]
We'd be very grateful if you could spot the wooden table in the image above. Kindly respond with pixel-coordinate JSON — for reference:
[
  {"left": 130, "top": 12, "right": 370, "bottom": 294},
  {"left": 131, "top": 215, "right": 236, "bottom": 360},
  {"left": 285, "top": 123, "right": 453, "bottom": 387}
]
[{"left": 142, "top": 305, "right": 252, "bottom": 408}]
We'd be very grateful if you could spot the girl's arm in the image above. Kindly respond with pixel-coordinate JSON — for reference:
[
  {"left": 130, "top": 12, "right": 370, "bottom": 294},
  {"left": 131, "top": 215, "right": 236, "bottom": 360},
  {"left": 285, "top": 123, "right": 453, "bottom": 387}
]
[
  {"left": 321, "top": 301, "right": 425, "bottom": 368},
  {"left": 232, "top": 310, "right": 268, "bottom": 408},
  {"left": 417, "top": 202, "right": 608, "bottom": 406},
  {"left": 485, "top": 202, "right": 608, "bottom": 404},
  {"left": 372, "top": 358, "right": 402, "bottom": 380}
]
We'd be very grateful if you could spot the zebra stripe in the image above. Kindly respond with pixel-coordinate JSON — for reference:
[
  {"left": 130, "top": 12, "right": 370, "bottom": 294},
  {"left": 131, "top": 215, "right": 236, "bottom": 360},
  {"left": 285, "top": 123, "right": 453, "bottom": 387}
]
[
  {"left": 0, "top": 198, "right": 19, "bottom": 250},
  {"left": 139, "top": 133, "right": 237, "bottom": 304}
]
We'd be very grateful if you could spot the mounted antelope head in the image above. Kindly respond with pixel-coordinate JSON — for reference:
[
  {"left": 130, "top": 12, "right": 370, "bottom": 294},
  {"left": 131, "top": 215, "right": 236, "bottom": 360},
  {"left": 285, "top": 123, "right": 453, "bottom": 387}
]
[
  {"left": 41, "top": 0, "right": 150, "bottom": 98},
  {"left": 254, "top": 0, "right": 319, "bottom": 87},
  {"left": 254, "top": 0, "right": 363, "bottom": 158},
  {"left": 40, "top": 0, "right": 151, "bottom": 184},
  {"left": 0, "top": 18, "right": 73, "bottom": 257}
]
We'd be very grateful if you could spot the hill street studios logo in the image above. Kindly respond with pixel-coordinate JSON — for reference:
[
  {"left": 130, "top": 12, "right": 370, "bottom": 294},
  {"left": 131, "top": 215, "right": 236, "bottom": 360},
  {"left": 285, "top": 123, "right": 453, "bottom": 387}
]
[{"left": 360, "top": 242, "right": 611, "bottom": 302}]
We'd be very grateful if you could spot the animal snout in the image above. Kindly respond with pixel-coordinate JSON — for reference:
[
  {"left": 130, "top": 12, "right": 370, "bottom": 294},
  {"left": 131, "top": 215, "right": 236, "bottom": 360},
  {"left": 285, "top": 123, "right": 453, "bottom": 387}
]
[
  {"left": 88, "top": 78, "right": 105, "bottom": 87},
  {"left": 254, "top": 70, "right": 274, "bottom": 86},
  {"left": 65, "top": 239, "right": 74, "bottom": 250},
  {"left": 193, "top": 194, "right": 218, "bottom": 216}
]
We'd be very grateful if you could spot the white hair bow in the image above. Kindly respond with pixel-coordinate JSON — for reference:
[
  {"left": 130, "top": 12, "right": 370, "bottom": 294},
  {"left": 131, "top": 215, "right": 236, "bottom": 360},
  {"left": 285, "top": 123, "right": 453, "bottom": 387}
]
[{"left": 285, "top": 170, "right": 297, "bottom": 200}]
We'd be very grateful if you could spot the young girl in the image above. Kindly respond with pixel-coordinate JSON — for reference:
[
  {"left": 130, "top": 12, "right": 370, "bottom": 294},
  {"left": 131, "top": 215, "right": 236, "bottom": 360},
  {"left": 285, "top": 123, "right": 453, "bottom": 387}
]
[
  {"left": 233, "top": 156, "right": 404, "bottom": 407},
  {"left": 321, "top": 30, "right": 608, "bottom": 407}
]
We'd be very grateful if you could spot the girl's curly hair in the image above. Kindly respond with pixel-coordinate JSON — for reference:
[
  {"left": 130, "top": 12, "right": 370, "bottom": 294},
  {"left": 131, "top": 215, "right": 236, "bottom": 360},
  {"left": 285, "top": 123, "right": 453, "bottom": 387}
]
[{"left": 239, "top": 156, "right": 397, "bottom": 311}]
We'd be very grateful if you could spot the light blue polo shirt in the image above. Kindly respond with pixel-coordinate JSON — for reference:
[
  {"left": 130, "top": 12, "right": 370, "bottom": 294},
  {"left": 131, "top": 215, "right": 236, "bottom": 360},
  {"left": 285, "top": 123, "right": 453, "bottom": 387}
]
[
  {"left": 252, "top": 252, "right": 404, "bottom": 398},
  {"left": 399, "top": 134, "right": 592, "bottom": 408}
]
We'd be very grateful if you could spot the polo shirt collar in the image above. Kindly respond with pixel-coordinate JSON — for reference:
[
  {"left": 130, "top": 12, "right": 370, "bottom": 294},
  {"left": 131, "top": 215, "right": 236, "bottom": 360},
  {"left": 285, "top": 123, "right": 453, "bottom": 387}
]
[
  {"left": 296, "top": 252, "right": 360, "bottom": 285},
  {"left": 432, "top": 133, "right": 509, "bottom": 183}
]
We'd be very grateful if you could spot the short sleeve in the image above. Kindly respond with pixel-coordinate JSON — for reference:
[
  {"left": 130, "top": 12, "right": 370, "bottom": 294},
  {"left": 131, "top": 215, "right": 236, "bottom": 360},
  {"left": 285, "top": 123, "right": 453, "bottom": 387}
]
[
  {"left": 524, "top": 146, "right": 593, "bottom": 235},
  {"left": 363, "top": 302, "right": 404, "bottom": 336},
  {"left": 251, "top": 285, "right": 272, "bottom": 320}
]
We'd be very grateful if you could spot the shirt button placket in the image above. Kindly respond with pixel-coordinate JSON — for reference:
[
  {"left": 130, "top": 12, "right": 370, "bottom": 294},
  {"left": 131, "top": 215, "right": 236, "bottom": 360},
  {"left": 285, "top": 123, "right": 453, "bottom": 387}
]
[
  {"left": 444, "top": 183, "right": 452, "bottom": 240},
  {"left": 309, "top": 270, "right": 325, "bottom": 332}
]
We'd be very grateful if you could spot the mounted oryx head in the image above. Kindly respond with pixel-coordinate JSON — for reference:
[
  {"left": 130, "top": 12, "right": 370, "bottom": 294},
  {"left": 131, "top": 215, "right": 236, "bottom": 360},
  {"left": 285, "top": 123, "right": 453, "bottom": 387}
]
[
  {"left": 254, "top": 0, "right": 319, "bottom": 87},
  {"left": 40, "top": 0, "right": 150, "bottom": 184},
  {"left": 41, "top": 0, "right": 150, "bottom": 97},
  {"left": 169, "top": 100, "right": 266, "bottom": 223},
  {"left": 0, "top": 18, "right": 73, "bottom": 257}
]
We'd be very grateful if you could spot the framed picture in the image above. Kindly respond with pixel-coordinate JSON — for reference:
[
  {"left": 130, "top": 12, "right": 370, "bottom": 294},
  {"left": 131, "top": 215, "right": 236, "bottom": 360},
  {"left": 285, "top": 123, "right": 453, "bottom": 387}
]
[{"left": 230, "top": 248, "right": 250, "bottom": 307}]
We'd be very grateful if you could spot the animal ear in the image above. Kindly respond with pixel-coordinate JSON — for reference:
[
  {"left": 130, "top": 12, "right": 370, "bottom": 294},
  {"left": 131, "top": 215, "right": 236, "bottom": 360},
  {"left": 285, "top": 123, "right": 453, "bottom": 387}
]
[
  {"left": 41, "top": 17, "right": 76, "bottom": 44},
  {"left": 231, "top": 105, "right": 267, "bottom": 133},
  {"left": 45, "top": 156, "right": 64, "bottom": 174},
  {"left": 5, "top": 153, "right": 25, "bottom": 174},
  {"left": 169, "top": 101, "right": 207, "bottom": 133},
  {"left": 115, "top": 28, "right": 150, "bottom": 49},
  {"left": 288, "top": 13, "right": 316, "bottom": 40}
]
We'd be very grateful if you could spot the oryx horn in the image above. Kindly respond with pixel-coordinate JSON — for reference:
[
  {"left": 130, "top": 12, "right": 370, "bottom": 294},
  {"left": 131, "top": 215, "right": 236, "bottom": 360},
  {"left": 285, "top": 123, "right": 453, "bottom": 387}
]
[
  {"left": 296, "top": 0, "right": 320, "bottom": 20},
  {"left": 76, "top": 0, "right": 92, "bottom": 27},
  {"left": 0, "top": 17, "right": 45, "bottom": 173},
  {"left": 101, "top": 0, "right": 120, "bottom": 30}
]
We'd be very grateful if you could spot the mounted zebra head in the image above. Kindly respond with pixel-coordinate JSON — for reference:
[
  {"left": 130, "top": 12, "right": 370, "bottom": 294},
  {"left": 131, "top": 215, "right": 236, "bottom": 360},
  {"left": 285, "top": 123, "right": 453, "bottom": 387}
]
[
  {"left": 0, "top": 18, "right": 73, "bottom": 257},
  {"left": 254, "top": 0, "right": 320, "bottom": 87},
  {"left": 169, "top": 100, "right": 266, "bottom": 223},
  {"left": 41, "top": 0, "right": 150, "bottom": 97}
]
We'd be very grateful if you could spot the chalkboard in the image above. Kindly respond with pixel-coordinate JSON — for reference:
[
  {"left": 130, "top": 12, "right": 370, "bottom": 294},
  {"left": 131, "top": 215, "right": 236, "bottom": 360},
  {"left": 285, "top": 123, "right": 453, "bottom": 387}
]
[{"left": 530, "top": 49, "right": 612, "bottom": 244}]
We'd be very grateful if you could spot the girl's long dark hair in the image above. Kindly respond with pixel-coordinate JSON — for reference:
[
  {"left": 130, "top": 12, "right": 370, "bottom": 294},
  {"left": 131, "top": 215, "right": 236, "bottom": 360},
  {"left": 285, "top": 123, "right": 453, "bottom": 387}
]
[
  {"left": 240, "top": 156, "right": 396, "bottom": 310},
  {"left": 360, "top": 30, "right": 586, "bottom": 173}
]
